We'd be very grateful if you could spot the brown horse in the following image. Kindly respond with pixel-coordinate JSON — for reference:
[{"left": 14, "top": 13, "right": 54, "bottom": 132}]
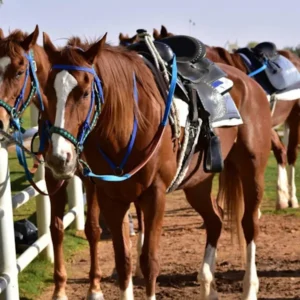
[
  {"left": 152, "top": 25, "right": 300, "bottom": 210},
  {"left": 119, "top": 33, "right": 138, "bottom": 46},
  {"left": 41, "top": 30, "right": 271, "bottom": 300},
  {"left": 0, "top": 27, "right": 103, "bottom": 300}
]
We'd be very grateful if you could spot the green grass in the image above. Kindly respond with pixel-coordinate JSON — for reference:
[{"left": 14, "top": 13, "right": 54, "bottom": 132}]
[{"left": 7, "top": 109, "right": 300, "bottom": 299}]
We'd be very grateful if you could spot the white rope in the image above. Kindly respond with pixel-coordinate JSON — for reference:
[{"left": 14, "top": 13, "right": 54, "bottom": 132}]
[
  {"left": 137, "top": 31, "right": 181, "bottom": 138},
  {"left": 166, "top": 121, "right": 190, "bottom": 193},
  {"left": 270, "top": 94, "right": 278, "bottom": 117}
]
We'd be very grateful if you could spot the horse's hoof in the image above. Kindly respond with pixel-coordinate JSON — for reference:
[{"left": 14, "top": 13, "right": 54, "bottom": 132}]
[{"left": 87, "top": 291, "right": 105, "bottom": 300}]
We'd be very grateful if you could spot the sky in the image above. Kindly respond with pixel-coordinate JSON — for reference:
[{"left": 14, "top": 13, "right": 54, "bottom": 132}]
[{"left": 0, "top": 0, "right": 299, "bottom": 49}]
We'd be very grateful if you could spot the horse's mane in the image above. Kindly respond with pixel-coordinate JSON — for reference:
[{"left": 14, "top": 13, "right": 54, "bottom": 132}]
[
  {"left": 206, "top": 46, "right": 247, "bottom": 70},
  {"left": 65, "top": 36, "right": 163, "bottom": 139},
  {"left": 0, "top": 30, "right": 28, "bottom": 58}
]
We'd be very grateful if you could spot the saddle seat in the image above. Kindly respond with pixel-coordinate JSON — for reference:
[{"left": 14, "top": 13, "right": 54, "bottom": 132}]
[
  {"left": 252, "top": 42, "right": 278, "bottom": 60},
  {"left": 128, "top": 34, "right": 207, "bottom": 82},
  {"left": 158, "top": 35, "right": 207, "bottom": 63}
]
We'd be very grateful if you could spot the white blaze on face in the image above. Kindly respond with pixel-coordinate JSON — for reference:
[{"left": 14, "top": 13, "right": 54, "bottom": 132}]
[
  {"left": 53, "top": 70, "right": 78, "bottom": 160},
  {"left": 0, "top": 56, "right": 11, "bottom": 88}
]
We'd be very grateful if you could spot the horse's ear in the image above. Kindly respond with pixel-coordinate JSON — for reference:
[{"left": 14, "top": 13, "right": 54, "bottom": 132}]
[
  {"left": 161, "top": 25, "right": 168, "bottom": 37},
  {"left": 20, "top": 25, "right": 39, "bottom": 51},
  {"left": 119, "top": 33, "right": 125, "bottom": 41},
  {"left": 0, "top": 29, "right": 4, "bottom": 40},
  {"left": 43, "top": 32, "right": 59, "bottom": 61},
  {"left": 128, "top": 34, "right": 137, "bottom": 44},
  {"left": 83, "top": 33, "right": 107, "bottom": 64},
  {"left": 153, "top": 28, "right": 159, "bottom": 40}
]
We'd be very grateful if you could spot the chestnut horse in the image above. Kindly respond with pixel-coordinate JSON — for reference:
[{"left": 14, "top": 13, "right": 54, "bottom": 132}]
[
  {"left": 0, "top": 27, "right": 103, "bottom": 300},
  {"left": 41, "top": 30, "right": 271, "bottom": 300},
  {"left": 151, "top": 25, "right": 300, "bottom": 210}
]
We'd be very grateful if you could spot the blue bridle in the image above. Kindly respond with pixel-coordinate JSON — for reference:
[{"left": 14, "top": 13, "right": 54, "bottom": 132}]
[
  {"left": 0, "top": 50, "right": 45, "bottom": 189},
  {"left": 0, "top": 50, "right": 44, "bottom": 130},
  {"left": 49, "top": 65, "right": 104, "bottom": 153},
  {"left": 45, "top": 64, "right": 140, "bottom": 181},
  {"left": 46, "top": 54, "right": 177, "bottom": 182}
]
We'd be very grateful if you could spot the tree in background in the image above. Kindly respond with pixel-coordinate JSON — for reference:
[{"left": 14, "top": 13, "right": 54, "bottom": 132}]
[{"left": 247, "top": 41, "right": 258, "bottom": 48}]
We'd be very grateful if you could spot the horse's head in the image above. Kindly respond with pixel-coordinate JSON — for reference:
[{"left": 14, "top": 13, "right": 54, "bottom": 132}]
[
  {"left": 42, "top": 32, "right": 107, "bottom": 179},
  {"left": 153, "top": 25, "right": 173, "bottom": 40},
  {"left": 0, "top": 25, "right": 40, "bottom": 138},
  {"left": 118, "top": 32, "right": 138, "bottom": 46}
]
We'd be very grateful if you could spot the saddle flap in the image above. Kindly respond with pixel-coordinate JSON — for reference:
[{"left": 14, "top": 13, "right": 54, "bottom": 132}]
[
  {"left": 265, "top": 55, "right": 300, "bottom": 91},
  {"left": 177, "top": 57, "right": 227, "bottom": 84}
]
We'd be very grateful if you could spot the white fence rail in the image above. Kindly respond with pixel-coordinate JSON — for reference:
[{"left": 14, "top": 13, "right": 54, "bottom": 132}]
[{"left": 0, "top": 107, "right": 85, "bottom": 300}]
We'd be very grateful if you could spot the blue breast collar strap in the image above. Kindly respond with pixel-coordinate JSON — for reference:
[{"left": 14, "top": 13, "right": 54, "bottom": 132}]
[
  {"left": 95, "top": 73, "right": 139, "bottom": 175},
  {"left": 82, "top": 55, "right": 177, "bottom": 182}
]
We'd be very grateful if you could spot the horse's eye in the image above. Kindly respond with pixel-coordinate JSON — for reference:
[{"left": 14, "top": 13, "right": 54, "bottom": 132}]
[
  {"left": 16, "top": 70, "right": 24, "bottom": 79},
  {"left": 83, "top": 91, "right": 89, "bottom": 98}
]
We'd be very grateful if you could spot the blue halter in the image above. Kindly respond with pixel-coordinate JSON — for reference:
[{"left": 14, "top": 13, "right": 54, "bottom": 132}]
[
  {"left": 0, "top": 50, "right": 45, "bottom": 187},
  {"left": 46, "top": 64, "right": 139, "bottom": 180},
  {"left": 0, "top": 50, "right": 44, "bottom": 130}
]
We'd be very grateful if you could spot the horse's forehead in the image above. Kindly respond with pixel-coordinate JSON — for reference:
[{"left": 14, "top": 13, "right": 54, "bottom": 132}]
[
  {"left": 0, "top": 56, "right": 12, "bottom": 71},
  {"left": 54, "top": 70, "right": 78, "bottom": 101},
  {"left": 0, "top": 56, "right": 11, "bottom": 85}
]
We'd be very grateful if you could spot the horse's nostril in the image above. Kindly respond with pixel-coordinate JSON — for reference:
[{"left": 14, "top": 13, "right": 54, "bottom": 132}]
[
  {"left": 0, "top": 120, "right": 3, "bottom": 130},
  {"left": 66, "top": 152, "right": 72, "bottom": 163}
]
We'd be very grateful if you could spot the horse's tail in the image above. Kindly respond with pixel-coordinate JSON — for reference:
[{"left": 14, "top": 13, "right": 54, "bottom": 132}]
[{"left": 217, "top": 159, "right": 246, "bottom": 262}]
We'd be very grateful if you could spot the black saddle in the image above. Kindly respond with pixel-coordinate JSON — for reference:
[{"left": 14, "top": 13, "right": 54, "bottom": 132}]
[
  {"left": 159, "top": 35, "right": 206, "bottom": 63},
  {"left": 252, "top": 42, "right": 278, "bottom": 60},
  {"left": 128, "top": 31, "right": 227, "bottom": 173},
  {"left": 236, "top": 44, "right": 277, "bottom": 94}
]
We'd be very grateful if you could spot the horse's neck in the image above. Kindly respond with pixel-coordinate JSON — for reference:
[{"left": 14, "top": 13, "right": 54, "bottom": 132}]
[
  {"left": 230, "top": 52, "right": 248, "bottom": 73},
  {"left": 207, "top": 47, "right": 247, "bottom": 73}
]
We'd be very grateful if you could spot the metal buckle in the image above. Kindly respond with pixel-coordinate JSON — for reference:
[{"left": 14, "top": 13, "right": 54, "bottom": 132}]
[
  {"left": 114, "top": 167, "right": 124, "bottom": 176},
  {"left": 10, "top": 107, "right": 17, "bottom": 119}
]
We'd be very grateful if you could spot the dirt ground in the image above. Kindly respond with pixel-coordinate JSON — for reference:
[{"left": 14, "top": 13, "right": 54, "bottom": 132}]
[{"left": 41, "top": 190, "right": 300, "bottom": 300}]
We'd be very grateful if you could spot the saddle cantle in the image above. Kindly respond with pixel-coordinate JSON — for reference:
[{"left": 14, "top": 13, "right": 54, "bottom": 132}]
[
  {"left": 159, "top": 35, "right": 206, "bottom": 63},
  {"left": 236, "top": 42, "right": 300, "bottom": 95},
  {"left": 128, "top": 31, "right": 242, "bottom": 174},
  {"left": 252, "top": 42, "right": 278, "bottom": 60}
]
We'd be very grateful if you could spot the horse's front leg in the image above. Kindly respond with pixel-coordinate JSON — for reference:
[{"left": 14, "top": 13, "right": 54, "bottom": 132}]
[
  {"left": 138, "top": 183, "right": 166, "bottom": 300},
  {"left": 46, "top": 170, "right": 69, "bottom": 300},
  {"left": 99, "top": 193, "right": 132, "bottom": 300},
  {"left": 84, "top": 180, "right": 103, "bottom": 300}
]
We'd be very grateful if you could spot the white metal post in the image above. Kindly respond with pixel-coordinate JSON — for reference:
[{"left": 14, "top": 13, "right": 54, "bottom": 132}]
[
  {"left": 35, "top": 164, "right": 54, "bottom": 262},
  {"left": 0, "top": 146, "right": 20, "bottom": 300},
  {"left": 67, "top": 176, "right": 85, "bottom": 230},
  {"left": 282, "top": 123, "right": 290, "bottom": 147},
  {"left": 30, "top": 106, "right": 39, "bottom": 127}
]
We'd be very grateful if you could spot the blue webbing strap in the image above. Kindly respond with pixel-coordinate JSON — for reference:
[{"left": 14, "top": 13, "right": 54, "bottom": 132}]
[
  {"left": 83, "top": 73, "right": 139, "bottom": 181},
  {"left": 83, "top": 55, "right": 178, "bottom": 182}
]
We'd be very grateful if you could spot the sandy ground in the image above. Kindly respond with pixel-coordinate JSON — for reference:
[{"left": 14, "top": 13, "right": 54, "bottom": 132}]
[{"left": 40, "top": 190, "right": 300, "bottom": 300}]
